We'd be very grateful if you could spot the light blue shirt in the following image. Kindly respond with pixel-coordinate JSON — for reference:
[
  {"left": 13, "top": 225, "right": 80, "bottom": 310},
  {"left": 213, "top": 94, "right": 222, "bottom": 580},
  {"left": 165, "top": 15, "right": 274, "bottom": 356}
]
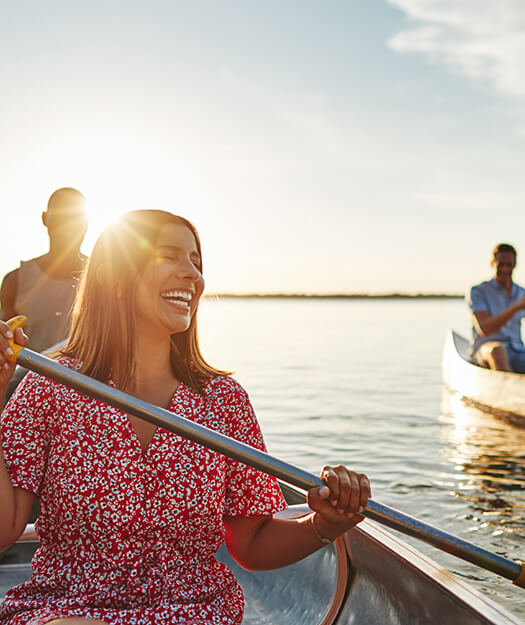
[{"left": 468, "top": 279, "right": 525, "bottom": 354}]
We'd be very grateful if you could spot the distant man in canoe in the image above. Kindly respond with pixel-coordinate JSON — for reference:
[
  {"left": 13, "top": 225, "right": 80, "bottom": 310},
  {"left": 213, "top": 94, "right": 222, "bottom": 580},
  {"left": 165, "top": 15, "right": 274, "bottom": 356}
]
[
  {"left": 0, "top": 187, "right": 88, "bottom": 353},
  {"left": 0, "top": 210, "right": 371, "bottom": 625},
  {"left": 468, "top": 242, "right": 525, "bottom": 372}
]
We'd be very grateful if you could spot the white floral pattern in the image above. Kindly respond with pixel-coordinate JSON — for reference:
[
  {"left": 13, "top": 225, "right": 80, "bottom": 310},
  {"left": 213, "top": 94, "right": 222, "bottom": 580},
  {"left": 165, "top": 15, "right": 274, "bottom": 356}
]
[{"left": 0, "top": 359, "right": 286, "bottom": 625}]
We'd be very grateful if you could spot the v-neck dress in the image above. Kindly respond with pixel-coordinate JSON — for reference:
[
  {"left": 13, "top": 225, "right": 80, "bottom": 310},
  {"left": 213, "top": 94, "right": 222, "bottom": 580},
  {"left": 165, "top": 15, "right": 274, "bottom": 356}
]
[{"left": 0, "top": 358, "right": 286, "bottom": 625}]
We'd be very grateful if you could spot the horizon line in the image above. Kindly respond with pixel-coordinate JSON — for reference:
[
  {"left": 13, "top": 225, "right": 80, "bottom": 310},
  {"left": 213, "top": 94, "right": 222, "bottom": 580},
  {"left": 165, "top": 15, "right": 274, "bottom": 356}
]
[{"left": 203, "top": 292, "right": 464, "bottom": 299}]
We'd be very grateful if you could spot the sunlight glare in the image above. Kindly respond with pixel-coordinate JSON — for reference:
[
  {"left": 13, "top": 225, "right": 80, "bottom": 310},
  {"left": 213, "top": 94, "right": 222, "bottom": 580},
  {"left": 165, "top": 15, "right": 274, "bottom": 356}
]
[{"left": 5, "top": 129, "right": 207, "bottom": 257}]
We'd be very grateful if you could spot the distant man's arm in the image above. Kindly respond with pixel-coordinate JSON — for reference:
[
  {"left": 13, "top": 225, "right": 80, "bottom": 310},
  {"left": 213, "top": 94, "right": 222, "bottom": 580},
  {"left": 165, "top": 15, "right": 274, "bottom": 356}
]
[
  {"left": 473, "top": 296, "right": 525, "bottom": 337},
  {"left": 0, "top": 270, "right": 19, "bottom": 321}
]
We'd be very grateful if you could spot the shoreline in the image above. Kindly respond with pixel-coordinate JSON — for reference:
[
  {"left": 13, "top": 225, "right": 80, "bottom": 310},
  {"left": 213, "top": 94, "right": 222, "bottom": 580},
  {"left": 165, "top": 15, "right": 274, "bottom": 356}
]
[{"left": 204, "top": 293, "right": 463, "bottom": 299}]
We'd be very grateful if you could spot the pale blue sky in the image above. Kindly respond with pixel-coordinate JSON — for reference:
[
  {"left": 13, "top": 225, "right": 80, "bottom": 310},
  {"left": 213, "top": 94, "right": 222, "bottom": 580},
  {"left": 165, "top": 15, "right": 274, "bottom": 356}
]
[{"left": 1, "top": 0, "right": 525, "bottom": 294}]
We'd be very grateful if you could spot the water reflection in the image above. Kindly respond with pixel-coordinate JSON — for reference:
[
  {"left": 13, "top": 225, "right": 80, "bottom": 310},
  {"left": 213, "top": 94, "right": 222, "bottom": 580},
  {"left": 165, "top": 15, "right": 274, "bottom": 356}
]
[{"left": 441, "top": 389, "right": 525, "bottom": 535}]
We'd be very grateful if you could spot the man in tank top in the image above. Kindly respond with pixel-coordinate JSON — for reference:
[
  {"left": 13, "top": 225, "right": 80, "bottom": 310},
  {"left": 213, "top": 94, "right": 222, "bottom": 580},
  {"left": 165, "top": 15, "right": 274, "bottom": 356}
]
[{"left": 0, "top": 187, "right": 88, "bottom": 353}]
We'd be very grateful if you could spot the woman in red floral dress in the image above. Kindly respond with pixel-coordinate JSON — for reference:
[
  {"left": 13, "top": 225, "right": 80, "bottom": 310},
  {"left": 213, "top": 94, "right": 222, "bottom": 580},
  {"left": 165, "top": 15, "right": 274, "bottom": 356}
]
[{"left": 0, "top": 210, "right": 371, "bottom": 625}]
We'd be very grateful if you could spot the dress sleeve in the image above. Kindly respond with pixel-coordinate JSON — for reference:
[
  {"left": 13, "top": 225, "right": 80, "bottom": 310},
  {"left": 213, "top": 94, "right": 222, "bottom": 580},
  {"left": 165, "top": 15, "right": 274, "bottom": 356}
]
[
  {"left": 222, "top": 380, "right": 287, "bottom": 517},
  {"left": 1, "top": 371, "right": 55, "bottom": 496}
]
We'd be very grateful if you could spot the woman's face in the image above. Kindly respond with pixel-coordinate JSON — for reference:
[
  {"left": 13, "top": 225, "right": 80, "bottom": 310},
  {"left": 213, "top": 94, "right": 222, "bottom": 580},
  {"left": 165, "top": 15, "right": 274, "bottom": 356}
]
[{"left": 134, "top": 222, "right": 204, "bottom": 336}]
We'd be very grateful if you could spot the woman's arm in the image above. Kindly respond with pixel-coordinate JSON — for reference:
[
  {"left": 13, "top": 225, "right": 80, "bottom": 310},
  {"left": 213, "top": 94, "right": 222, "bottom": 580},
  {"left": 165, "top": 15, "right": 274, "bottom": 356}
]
[
  {"left": 0, "top": 319, "right": 33, "bottom": 550},
  {"left": 224, "top": 466, "right": 370, "bottom": 571}
]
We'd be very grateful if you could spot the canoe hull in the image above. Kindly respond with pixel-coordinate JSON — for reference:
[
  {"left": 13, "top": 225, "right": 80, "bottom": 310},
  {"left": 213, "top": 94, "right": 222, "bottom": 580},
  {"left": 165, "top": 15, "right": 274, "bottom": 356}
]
[{"left": 442, "top": 330, "right": 525, "bottom": 426}]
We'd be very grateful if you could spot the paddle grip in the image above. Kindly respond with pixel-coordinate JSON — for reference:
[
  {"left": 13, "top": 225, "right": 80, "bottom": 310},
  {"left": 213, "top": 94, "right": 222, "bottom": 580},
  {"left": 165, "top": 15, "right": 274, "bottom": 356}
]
[{"left": 5, "top": 316, "right": 27, "bottom": 363}]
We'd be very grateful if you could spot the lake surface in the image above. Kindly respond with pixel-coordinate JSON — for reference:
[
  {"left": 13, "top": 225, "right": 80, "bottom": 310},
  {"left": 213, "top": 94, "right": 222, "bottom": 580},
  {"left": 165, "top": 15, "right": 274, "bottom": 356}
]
[{"left": 199, "top": 297, "right": 525, "bottom": 620}]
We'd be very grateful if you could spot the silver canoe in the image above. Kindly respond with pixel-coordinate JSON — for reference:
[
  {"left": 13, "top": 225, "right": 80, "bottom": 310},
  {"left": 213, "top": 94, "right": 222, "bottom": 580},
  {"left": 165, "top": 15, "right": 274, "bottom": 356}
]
[
  {"left": 1, "top": 483, "right": 522, "bottom": 625},
  {"left": 442, "top": 330, "right": 525, "bottom": 426}
]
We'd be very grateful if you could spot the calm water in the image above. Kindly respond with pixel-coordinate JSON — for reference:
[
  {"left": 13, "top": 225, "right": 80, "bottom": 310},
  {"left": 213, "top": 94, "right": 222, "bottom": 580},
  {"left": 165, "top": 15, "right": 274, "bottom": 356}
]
[{"left": 199, "top": 297, "right": 525, "bottom": 620}]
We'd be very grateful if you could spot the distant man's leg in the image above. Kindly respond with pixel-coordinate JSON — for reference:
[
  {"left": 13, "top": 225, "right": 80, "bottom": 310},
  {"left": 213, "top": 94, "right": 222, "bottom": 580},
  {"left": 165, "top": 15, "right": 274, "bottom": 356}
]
[
  {"left": 474, "top": 341, "right": 513, "bottom": 371},
  {"left": 506, "top": 346, "right": 525, "bottom": 373}
]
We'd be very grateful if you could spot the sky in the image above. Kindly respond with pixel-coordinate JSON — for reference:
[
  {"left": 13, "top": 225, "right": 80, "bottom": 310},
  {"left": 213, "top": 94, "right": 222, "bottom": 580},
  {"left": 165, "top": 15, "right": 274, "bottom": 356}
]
[{"left": 2, "top": 0, "right": 525, "bottom": 294}]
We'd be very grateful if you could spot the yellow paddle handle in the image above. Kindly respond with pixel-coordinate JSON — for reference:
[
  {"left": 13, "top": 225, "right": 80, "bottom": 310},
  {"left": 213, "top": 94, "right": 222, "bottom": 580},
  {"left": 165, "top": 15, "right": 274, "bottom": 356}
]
[
  {"left": 5, "top": 315, "right": 27, "bottom": 363},
  {"left": 514, "top": 561, "right": 525, "bottom": 589}
]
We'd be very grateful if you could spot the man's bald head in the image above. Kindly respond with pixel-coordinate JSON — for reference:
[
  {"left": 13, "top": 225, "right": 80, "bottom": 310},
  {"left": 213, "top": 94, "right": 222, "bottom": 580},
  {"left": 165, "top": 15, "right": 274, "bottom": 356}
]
[
  {"left": 43, "top": 187, "right": 88, "bottom": 251},
  {"left": 47, "top": 187, "right": 86, "bottom": 214}
]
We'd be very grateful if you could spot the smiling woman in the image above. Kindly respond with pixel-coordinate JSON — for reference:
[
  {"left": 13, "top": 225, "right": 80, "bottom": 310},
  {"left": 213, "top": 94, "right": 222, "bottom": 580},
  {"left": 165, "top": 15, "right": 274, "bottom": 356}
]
[
  {"left": 0, "top": 208, "right": 371, "bottom": 625},
  {"left": 61, "top": 210, "right": 218, "bottom": 393}
]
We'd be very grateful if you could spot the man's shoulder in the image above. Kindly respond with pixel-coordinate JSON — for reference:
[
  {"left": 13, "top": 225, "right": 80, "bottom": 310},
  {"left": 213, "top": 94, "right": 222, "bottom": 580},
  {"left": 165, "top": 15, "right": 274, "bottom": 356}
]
[
  {"left": 0, "top": 267, "right": 20, "bottom": 312},
  {"left": 467, "top": 280, "right": 495, "bottom": 311},
  {"left": 469, "top": 280, "right": 493, "bottom": 298},
  {"left": 0, "top": 257, "right": 45, "bottom": 318},
  {"left": 3, "top": 257, "right": 44, "bottom": 282},
  {"left": 470, "top": 279, "right": 493, "bottom": 291},
  {"left": 1, "top": 267, "right": 20, "bottom": 287}
]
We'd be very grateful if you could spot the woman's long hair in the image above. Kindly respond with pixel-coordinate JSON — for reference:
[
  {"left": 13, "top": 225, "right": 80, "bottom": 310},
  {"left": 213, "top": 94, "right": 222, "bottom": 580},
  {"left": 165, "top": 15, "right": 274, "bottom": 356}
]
[{"left": 61, "top": 210, "right": 229, "bottom": 394}]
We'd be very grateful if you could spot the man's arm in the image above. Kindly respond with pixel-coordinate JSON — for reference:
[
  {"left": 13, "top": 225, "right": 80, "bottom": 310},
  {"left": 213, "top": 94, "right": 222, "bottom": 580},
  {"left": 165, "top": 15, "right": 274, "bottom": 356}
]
[
  {"left": 473, "top": 296, "right": 525, "bottom": 337},
  {"left": 0, "top": 270, "right": 19, "bottom": 321}
]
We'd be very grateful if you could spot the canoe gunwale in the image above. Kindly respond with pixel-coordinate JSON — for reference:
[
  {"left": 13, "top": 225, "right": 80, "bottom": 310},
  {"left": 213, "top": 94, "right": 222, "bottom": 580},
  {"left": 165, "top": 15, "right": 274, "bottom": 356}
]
[{"left": 347, "top": 520, "right": 524, "bottom": 625}]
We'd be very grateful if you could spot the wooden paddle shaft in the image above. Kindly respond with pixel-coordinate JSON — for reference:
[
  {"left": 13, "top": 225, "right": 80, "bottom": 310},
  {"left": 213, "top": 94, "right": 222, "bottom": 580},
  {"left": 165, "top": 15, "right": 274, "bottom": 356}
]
[{"left": 11, "top": 346, "right": 525, "bottom": 588}]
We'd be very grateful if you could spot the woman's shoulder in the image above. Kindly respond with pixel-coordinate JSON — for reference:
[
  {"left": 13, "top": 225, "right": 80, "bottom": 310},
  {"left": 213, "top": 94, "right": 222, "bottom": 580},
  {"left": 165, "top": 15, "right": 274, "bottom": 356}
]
[
  {"left": 203, "top": 374, "right": 249, "bottom": 400},
  {"left": 54, "top": 354, "right": 83, "bottom": 369}
]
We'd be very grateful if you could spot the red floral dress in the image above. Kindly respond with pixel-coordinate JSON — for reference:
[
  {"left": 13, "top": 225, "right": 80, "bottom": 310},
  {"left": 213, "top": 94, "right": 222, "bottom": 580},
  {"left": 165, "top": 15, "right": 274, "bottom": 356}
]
[{"left": 0, "top": 359, "right": 286, "bottom": 625}]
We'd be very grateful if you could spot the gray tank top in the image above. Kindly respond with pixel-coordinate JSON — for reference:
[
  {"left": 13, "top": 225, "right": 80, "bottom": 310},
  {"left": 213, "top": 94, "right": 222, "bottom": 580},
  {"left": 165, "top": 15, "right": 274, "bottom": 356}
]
[{"left": 14, "top": 259, "right": 79, "bottom": 352}]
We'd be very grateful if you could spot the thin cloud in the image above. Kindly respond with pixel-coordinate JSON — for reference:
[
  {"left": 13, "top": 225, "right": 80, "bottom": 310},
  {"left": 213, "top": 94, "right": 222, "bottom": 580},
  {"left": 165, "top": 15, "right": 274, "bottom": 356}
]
[{"left": 387, "top": 0, "right": 525, "bottom": 100}]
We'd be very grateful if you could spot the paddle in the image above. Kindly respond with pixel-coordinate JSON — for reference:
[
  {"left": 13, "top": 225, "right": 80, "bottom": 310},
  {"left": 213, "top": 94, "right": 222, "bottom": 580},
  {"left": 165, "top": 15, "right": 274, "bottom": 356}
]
[{"left": 5, "top": 336, "right": 525, "bottom": 589}]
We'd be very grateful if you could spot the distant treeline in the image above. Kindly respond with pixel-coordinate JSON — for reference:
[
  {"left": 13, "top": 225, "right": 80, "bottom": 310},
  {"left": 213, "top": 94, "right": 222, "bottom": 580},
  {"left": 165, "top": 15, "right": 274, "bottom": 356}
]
[{"left": 204, "top": 293, "right": 463, "bottom": 299}]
